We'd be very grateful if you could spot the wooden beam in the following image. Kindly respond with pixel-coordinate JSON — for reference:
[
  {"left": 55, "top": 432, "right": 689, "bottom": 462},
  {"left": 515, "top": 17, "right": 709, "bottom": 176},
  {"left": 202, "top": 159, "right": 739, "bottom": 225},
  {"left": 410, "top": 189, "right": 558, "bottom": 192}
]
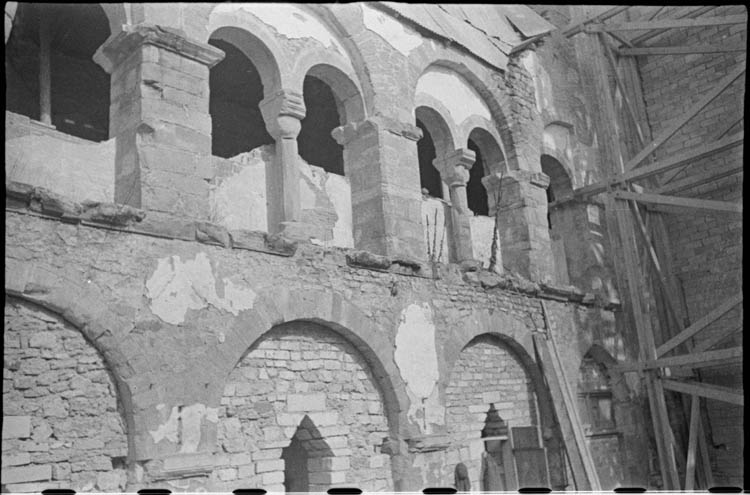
[
  {"left": 685, "top": 395, "right": 701, "bottom": 490},
  {"left": 616, "top": 347, "right": 743, "bottom": 372},
  {"left": 693, "top": 325, "right": 742, "bottom": 353},
  {"left": 657, "top": 295, "right": 743, "bottom": 357},
  {"left": 575, "top": 132, "right": 744, "bottom": 197},
  {"left": 656, "top": 165, "right": 743, "bottom": 195},
  {"left": 600, "top": 34, "right": 647, "bottom": 144},
  {"left": 624, "top": 64, "right": 745, "bottom": 171},
  {"left": 620, "top": 44, "right": 747, "bottom": 56},
  {"left": 661, "top": 379, "right": 744, "bottom": 406},
  {"left": 629, "top": 6, "right": 716, "bottom": 46},
  {"left": 612, "top": 191, "right": 742, "bottom": 215},
  {"left": 587, "top": 14, "right": 748, "bottom": 32},
  {"left": 510, "top": 5, "right": 630, "bottom": 55}
]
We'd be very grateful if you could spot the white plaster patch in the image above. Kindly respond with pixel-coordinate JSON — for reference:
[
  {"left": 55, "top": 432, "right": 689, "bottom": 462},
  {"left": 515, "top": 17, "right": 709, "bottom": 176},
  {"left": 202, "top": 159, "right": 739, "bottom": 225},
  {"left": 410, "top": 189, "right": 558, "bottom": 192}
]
[
  {"left": 148, "top": 404, "right": 218, "bottom": 453},
  {"left": 395, "top": 303, "right": 441, "bottom": 433},
  {"left": 209, "top": 150, "right": 268, "bottom": 232},
  {"left": 213, "top": 3, "right": 346, "bottom": 55},
  {"left": 520, "top": 51, "right": 549, "bottom": 115},
  {"left": 361, "top": 4, "right": 422, "bottom": 56},
  {"left": 421, "top": 197, "right": 450, "bottom": 263},
  {"left": 415, "top": 67, "right": 491, "bottom": 125},
  {"left": 145, "top": 252, "right": 257, "bottom": 324},
  {"left": 324, "top": 173, "right": 354, "bottom": 248},
  {"left": 149, "top": 405, "right": 180, "bottom": 445},
  {"left": 470, "top": 215, "right": 499, "bottom": 270}
]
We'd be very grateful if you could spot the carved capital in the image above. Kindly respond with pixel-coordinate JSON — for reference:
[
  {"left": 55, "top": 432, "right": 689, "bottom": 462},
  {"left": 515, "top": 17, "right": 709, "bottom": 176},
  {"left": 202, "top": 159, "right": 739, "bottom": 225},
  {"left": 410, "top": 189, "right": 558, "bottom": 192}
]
[
  {"left": 93, "top": 23, "right": 225, "bottom": 74},
  {"left": 432, "top": 148, "right": 476, "bottom": 187},
  {"left": 260, "top": 90, "right": 306, "bottom": 139}
]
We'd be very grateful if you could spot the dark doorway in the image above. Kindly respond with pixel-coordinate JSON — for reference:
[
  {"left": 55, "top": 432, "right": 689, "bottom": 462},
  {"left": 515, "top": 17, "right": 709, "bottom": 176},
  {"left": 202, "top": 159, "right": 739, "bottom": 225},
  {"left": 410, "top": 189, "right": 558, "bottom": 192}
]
[
  {"left": 282, "top": 435, "right": 310, "bottom": 493},
  {"left": 299, "top": 76, "right": 345, "bottom": 175},
  {"left": 209, "top": 38, "right": 273, "bottom": 158}
]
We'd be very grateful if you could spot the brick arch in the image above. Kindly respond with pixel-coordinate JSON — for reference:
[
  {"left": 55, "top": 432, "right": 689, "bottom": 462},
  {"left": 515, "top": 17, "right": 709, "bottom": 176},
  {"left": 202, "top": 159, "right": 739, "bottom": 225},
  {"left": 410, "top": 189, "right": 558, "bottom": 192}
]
[
  {"left": 212, "top": 288, "right": 412, "bottom": 440},
  {"left": 290, "top": 49, "right": 367, "bottom": 123},
  {"left": 4, "top": 259, "right": 137, "bottom": 464},
  {"left": 411, "top": 58, "right": 519, "bottom": 170}
]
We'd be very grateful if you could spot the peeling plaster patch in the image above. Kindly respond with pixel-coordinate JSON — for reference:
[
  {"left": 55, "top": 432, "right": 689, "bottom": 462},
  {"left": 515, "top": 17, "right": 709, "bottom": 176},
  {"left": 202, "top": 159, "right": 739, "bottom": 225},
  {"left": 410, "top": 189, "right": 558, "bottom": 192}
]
[
  {"left": 324, "top": 173, "right": 354, "bottom": 248},
  {"left": 299, "top": 159, "right": 353, "bottom": 249},
  {"left": 521, "top": 51, "right": 549, "bottom": 114},
  {"left": 470, "top": 215, "right": 499, "bottom": 270},
  {"left": 149, "top": 405, "right": 180, "bottom": 445},
  {"left": 145, "top": 253, "right": 256, "bottom": 324},
  {"left": 395, "top": 303, "right": 440, "bottom": 433},
  {"left": 179, "top": 404, "right": 211, "bottom": 453},
  {"left": 209, "top": 157, "right": 267, "bottom": 232},
  {"left": 415, "top": 67, "right": 491, "bottom": 125},
  {"left": 213, "top": 3, "right": 346, "bottom": 54},
  {"left": 362, "top": 4, "right": 422, "bottom": 56}
]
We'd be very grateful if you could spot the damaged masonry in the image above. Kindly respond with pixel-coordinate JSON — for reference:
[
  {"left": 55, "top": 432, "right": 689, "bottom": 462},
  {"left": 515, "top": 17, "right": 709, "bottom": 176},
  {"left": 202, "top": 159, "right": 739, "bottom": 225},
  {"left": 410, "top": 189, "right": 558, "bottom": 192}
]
[{"left": 3, "top": 3, "right": 744, "bottom": 493}]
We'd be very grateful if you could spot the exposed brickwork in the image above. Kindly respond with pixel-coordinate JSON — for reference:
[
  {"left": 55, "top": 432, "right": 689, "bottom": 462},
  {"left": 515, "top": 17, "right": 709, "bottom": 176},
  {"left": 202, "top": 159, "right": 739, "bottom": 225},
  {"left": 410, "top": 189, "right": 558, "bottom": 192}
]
[
  {"left": 635, "top": 5, "right": 744, "bottom": 487},
  {"left": 2, "top": 299, "right": 128, "bottom": 492}
]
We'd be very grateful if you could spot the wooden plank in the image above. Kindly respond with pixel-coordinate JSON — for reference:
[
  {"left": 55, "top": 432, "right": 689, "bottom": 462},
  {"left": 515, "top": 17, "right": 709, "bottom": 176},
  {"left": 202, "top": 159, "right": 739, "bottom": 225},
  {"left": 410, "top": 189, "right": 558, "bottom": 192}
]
[
  {"left": 655, "top": 165, "right": 743, "bottom": 195},
  {"left": 600, "top": 33, "right": 646, "bottom": 144},
  {"left": 510, "top": 5, "right": 629, "bottom": 54},
  {"left": 624, "top": 64, "right": 745, "bottom": 171},
  {"left": 532, "top": 332, "right": 598, "bottom": 491},
  {"left": 661, "top": 379, "right": 744, "bottom": 406},
  {"left": 587, "top": 14, "right": 747, "bottom": 32},
  {"left": 685, "top": 395, "right": 701, "bottom": 490},
  {"left": 612, "top": 191, "right": 743, "bottom": 215},
  {"left": 620, "top": 44, "right": 747, "bottom": 56},
  {"left": 629, "top": 6, "right": 716, "bottom": 46},
  {"left": 657, "top": 295, "right": 743, "bottom": 356},
  {"left": 576, "top": 132, "right": 744, "bottom": 197},
  {"left": 616, "top": 347, "right": 742, "bottom": 372},
  {"left": 513, "top": 448, "right": 550, "bottom": 488},
  {"left": 693, "top": 325, "right": 741, "bottom": 353}
]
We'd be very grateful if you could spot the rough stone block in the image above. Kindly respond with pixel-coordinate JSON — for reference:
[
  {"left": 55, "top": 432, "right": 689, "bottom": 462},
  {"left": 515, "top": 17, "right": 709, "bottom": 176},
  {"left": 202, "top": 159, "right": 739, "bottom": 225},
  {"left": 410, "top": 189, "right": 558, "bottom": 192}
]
[
  {"left": 255, "top": 459, "right": 284, "bottom": 474},
  {"left": 2, "top": 416, "right": 31, "bottom": 439},
  {"left": 2, "top": 464, "right": 52, "bottom": 484},
  {"left": 286, "top": 393, "right": 326, "bottom": 412},
  {"left": 3, "top": 481, "right": 61, "bottom": 493},
  {"left": 261, "top": 470, "right": 284, "bottom": 485},
  {"left": 1, "top": 453, "right": 31, "bottom": 467}
]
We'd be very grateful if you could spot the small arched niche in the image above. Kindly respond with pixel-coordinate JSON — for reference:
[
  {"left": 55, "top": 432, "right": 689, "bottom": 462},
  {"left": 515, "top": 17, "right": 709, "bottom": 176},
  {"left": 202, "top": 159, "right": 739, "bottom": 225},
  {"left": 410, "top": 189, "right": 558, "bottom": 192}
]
[
  {"left": 6, "top": 3, "right": 111, "bottom": 141},
  {"left": 282, "top": 415, "right": 335, "bottom": 493}
]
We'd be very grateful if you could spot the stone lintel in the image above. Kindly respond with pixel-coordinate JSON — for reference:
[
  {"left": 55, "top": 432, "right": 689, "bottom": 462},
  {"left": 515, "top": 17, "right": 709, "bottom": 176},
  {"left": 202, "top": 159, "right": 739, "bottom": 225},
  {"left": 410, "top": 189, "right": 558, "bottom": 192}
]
[{"left": 94, "top": 23, "right": 225, "bottom": 74}]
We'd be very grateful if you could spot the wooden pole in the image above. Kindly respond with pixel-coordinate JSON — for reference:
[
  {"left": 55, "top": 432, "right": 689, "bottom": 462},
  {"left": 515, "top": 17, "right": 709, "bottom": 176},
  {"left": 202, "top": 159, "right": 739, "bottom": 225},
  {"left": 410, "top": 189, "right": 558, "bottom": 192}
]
[
  {"left": 38, "top": 6, "right": 52, "bottom": 125},
  {"left": 685, "top": 395, "right": 701, "bottom": 490}
]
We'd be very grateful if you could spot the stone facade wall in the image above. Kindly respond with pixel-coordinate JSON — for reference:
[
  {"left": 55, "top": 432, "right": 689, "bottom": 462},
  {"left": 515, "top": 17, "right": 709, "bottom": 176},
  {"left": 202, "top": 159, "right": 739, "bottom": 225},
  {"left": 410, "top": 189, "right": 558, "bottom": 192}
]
[
  {"left": 215, "top": 322, "right": 392, "bottom": 492},
  {"left": 2, "top": 299, "right": 128, "bottom": 493},
  {"left": 635, "top": 5, "right": 745, "bottom": 487}
]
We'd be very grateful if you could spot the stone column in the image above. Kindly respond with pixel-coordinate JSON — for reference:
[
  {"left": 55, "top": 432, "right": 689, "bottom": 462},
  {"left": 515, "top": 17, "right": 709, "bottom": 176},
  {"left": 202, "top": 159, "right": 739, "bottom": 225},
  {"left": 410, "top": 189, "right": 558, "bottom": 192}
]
[
  {"left": 4, "top": 2, "right": 17, "bottom": 44},
  {"left": 259, "top": 90, "right": 307, "bottom": 237},
  {"left": 93, "top": 24, "right": 224, "bottom": 220},
  {"left": 432, "top": 149, "right": 476, "bottom": 265},
  {"left": 483, "top": 170, "right": 553, "bottom": 283},
  {"left": 332, "top": 116, "right": 426, "bottom": 261}
]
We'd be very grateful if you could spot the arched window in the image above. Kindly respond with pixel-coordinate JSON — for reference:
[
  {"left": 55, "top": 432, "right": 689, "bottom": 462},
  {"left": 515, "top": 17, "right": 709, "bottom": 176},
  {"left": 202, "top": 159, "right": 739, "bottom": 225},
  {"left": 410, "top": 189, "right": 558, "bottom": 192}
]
[
  {"left": 541, "top": 154, "right": 573, "bottom": 285},
  {"left": 416, "top": 119, "right": 443, "bottom": 198},
  {"left": 208, "top": 38, "right": 272, "bottom": 158},
  {"left": 6, "top": 3, "right": 111, "bottom": 141},
  {"left": 299, "top": 75, "right": 345, "bottom": 175},
  {"left": 467, "top": 138, "right": 489, "bottom": 215}
]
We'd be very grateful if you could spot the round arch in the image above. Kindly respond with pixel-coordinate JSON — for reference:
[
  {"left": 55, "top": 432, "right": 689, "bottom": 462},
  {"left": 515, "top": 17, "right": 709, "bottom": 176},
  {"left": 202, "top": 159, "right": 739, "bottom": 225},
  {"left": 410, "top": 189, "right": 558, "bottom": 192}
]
[
  {"left": 210, "top": 288, "right": 413, "bottom": 440},
  {"left": 208, "top": 25, "right": 284, "bottom": 100},
  {"left": 467, "top": 125, "right": 506, "bottom": 175},
  {"left": 411, "top": 58, "right": 518, "bottom": 170},
  {"left": 291, "top": 50, "right": 366, "bottom": 124},
  {"left": 5, "top": 260, "right": 137, "bottom": 463},
  {"left": 99, "top": 3, "right": 128, "bottom": 37},
  {"left": 415, "top": 104, "right": 458, "bottom": 160}
]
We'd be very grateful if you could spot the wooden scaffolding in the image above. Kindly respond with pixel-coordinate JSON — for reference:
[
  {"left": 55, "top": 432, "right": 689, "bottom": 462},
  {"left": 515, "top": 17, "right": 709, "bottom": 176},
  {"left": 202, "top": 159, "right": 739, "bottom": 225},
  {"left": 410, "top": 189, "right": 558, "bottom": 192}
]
[{"left": 517, "top": 6, "right": 745, "bottom": 490}]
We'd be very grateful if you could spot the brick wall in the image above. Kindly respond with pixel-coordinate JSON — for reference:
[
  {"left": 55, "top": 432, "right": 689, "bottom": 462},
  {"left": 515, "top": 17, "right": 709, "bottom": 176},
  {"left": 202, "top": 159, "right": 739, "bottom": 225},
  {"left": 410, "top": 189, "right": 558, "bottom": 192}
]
[
  {"left": 635, "top": 4, "right": 745, "bottom": 487},
  {"left": 215, "top": 322, "right": 392, "bottom": 492},
  {"left": 2, "top": 299, "right": 128, "bottom": 492}
]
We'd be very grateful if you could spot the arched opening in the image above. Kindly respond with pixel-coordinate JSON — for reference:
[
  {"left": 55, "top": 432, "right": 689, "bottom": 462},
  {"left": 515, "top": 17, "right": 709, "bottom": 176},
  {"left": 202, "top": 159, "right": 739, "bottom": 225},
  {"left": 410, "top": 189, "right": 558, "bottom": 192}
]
[
  {"left": 444, "top": 334, "right": 556, "bottom": 490},
  {"left": 5, "top": 3, "right": 111, "bottom": 141},
  {"left": 541, "top": 154, "right": 574, "bottom": 285},
  {"left": 416, "top": 119, "right": 443, "bottom": 198},
  {"left": 208, "top": 37, "right": 273, "bottom": 158},
  {"left": 577, "top": 349, "right": 626, "bottom": 489},
  {"left": 282, "top": 415, "right": 335, "bottom": 492},
  {"left": 299, "top": 75, "right": 345, "bottom": 175},
  {"left": 466, "top": 138, "right": 488, "bottom": 216},
  {"left": 3, "top": 297, "right": 129, "bottom": 491}
]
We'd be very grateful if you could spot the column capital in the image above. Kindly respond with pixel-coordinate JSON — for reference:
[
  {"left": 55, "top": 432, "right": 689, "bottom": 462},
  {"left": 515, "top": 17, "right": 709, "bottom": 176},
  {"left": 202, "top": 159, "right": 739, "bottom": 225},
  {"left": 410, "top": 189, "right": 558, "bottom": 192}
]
[
  {"left": 432, "top": 148, "right": 476, "bottom": 187},
  {"left": 331, "top": 116, "right": 422, "bottom": 146},
  {"left": 260, "top": 89, "right": 306, "bottom": 139},
  {"left": 93, "top": 23, "right": 225, "bottom": 74}
]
